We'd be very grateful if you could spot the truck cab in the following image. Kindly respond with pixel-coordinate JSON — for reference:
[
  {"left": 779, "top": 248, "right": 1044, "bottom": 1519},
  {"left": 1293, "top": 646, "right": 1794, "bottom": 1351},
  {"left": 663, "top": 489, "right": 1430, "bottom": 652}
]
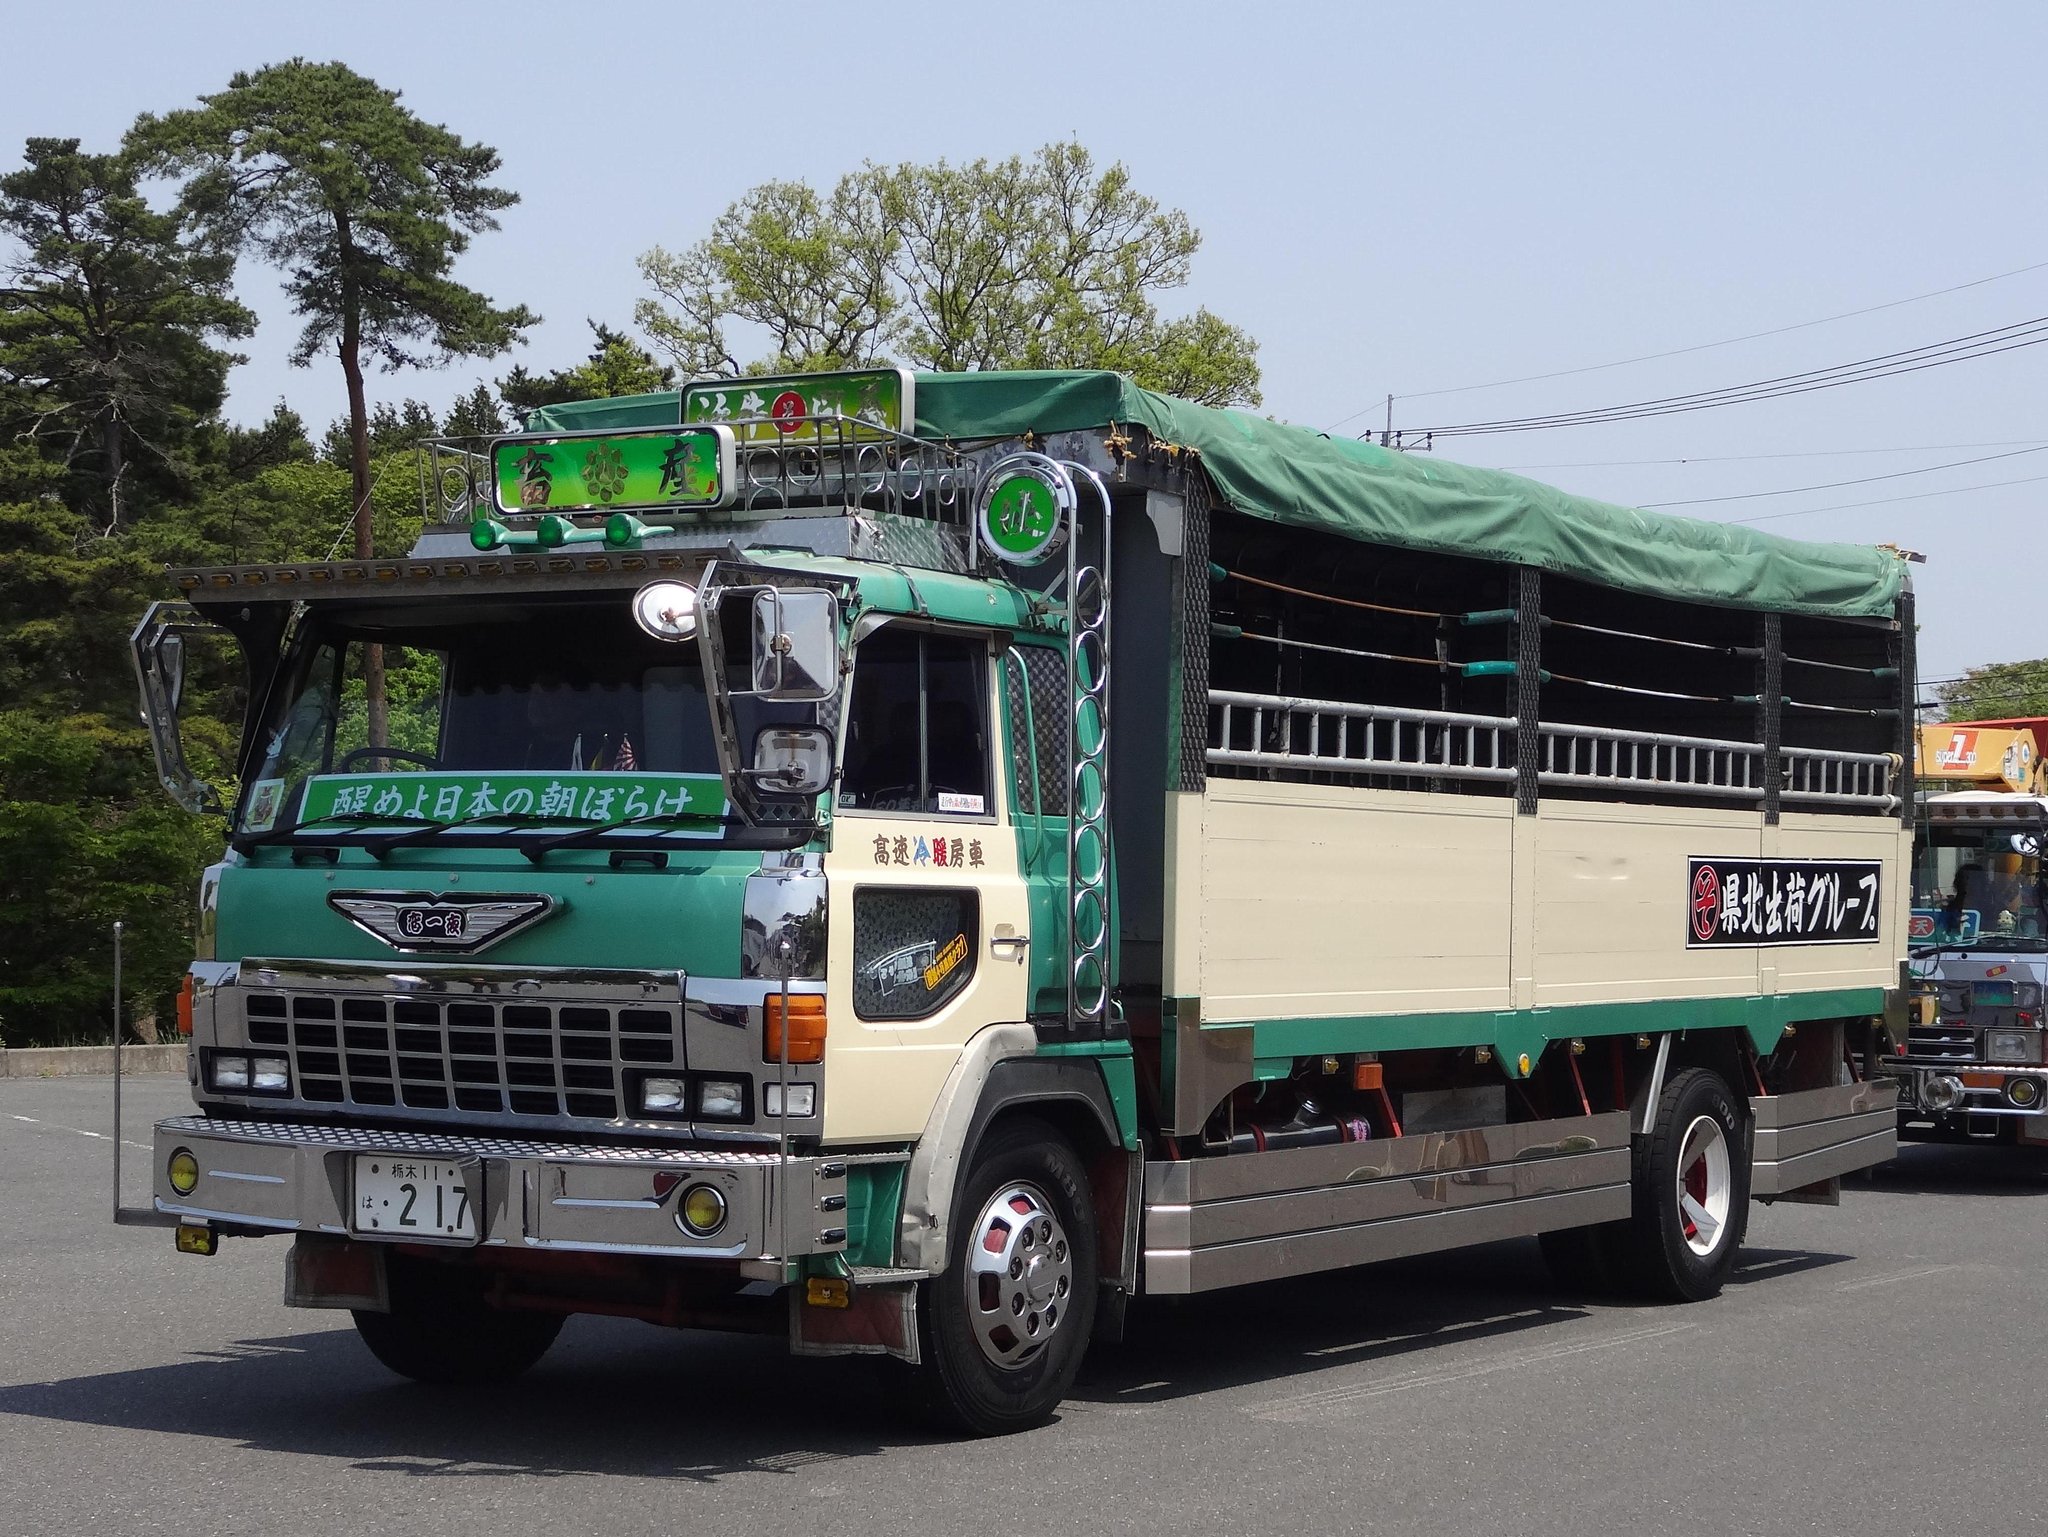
[{"left": 1888, "top": 792, "right": 2048, "bottom": 1139}]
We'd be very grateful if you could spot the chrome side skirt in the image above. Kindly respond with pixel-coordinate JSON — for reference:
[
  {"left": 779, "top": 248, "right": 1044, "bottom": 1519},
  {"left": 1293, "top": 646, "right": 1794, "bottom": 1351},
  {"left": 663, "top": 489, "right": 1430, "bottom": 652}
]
[
  {"left": 1141, "top": 1111, "right": 1632, "bottom": 1295},
  {"left": 1749, "top": 1079, "right": 1898, "bottom": 1198}
]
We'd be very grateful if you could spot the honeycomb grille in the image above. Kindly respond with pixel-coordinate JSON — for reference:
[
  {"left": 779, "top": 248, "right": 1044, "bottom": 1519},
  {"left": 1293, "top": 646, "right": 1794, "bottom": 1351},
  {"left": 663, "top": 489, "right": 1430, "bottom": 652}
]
[{"left": 242, "top": 989, "right": 680, "bottom": 1124}]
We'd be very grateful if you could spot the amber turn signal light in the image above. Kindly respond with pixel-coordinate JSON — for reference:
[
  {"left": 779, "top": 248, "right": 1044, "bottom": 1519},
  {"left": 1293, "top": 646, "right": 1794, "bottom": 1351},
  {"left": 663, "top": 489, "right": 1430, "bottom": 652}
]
[
  {"left": 763, "top": 994, "right": 827, "bottom": 1064},
  {"left": 176, "top": 974, "right": 196, "bottom": 1037}
]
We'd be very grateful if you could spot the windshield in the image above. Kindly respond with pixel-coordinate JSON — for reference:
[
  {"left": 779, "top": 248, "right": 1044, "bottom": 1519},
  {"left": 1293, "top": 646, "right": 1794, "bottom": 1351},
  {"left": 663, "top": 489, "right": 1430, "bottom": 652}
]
[
  {"left": 1911, "top": 822, "right": 2048, "bottom": 951},
  {"left": 238, "top": 596, "right": 807, "bottom": 844}
]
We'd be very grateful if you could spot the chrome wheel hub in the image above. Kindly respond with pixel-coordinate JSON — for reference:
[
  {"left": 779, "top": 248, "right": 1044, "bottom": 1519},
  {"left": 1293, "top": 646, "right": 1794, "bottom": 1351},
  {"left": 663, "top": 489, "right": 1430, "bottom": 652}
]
[
  {"left": 965, "top": 1181, "right": 1073, "bottom": 1369},
  {"left": 1675, "top": 1113, "right": 1733, "bottom": 1258}
]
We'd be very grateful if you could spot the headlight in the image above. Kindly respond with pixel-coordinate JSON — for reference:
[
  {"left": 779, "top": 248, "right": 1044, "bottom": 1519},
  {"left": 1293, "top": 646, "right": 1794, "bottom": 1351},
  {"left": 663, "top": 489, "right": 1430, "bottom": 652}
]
[
  {"left": 2008, "top": 1077, "right": 2043, "bottom": 1109},
  {"left": 251, "top": 1056, "right": 290, "bottom": 1092},
  {"left": 167, "top": 1148, "right": 199, "bottom": 1196},
  {"left": 209, "top": 1054, "right": 250, "bottom": 1091},
  {"left": 1987, "top": 1030, "right": 2043, "bottom": 1065},
  {"left": 764, "top": 1083, "right": 816, "bottom": 1118},
  {"left": 640, "top": 1077, "right": 687, "bottom": 1115},
  {"left": 1924, "top": 1074, "right": 1965, "bottom": 1112},
  {"left": 698, "top": 1079, "right": 746, "bottom": 1120}
]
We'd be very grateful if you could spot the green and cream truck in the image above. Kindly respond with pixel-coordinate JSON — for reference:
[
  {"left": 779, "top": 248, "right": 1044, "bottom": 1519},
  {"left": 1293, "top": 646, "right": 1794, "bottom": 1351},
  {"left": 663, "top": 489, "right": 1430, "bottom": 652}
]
[{"left": 129, "top": 368, "right": 1911, "bottom": 1433}]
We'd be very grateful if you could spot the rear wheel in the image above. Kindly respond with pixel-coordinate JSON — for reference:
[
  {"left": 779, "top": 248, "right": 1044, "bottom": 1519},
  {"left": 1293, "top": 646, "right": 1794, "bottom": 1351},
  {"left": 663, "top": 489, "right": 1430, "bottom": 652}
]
[
  {"left": 351, "top": 1255, "right": 563, "bottom": 1385},
  {"left": 915, "top": 1117, "right": 1098, "bottom": 1435},
  {"left": 1610, "top": 1067, "right": 1750, "bottom": 1302}
]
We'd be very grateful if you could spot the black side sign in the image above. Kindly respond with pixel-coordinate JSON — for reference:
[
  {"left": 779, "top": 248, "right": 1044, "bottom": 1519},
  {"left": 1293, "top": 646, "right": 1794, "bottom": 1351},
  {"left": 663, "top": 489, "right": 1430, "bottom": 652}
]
[{"left": 1687, "top": 858, "right": 1883, "bottom": 948}]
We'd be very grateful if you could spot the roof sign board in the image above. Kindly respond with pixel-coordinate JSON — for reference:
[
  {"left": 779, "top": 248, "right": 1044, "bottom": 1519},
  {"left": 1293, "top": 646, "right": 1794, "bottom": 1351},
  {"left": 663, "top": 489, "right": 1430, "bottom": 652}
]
[
  {"left": 490, "top": 427, "right": 735, "bottom": 516},
  {"left": 680, "top": 367, "right": 913, "bottom": 445}
]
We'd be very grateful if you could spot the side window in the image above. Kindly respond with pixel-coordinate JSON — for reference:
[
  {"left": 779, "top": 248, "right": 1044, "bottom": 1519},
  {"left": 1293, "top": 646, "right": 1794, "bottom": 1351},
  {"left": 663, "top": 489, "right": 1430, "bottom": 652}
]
[
  {"left": 853, "top": 888, "right": 978, "bottom": 1020},
  {"left": 841, "top": 628, "right": 991, "bottom": 815}
]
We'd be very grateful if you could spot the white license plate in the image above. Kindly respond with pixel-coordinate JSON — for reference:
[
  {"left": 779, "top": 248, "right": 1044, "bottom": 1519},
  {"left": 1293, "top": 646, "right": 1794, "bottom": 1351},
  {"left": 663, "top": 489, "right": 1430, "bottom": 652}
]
[{"left": 351, "top": 1155, "right": 478, "bottom": 1241}]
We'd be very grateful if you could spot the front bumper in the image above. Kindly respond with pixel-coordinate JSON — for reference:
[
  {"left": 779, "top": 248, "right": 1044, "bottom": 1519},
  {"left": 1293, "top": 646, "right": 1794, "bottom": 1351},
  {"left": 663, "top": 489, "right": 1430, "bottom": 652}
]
[
  {"left": 150, "top": 1114, "right": 862, "bottom": 1260},
  {"left": 1881, "top": 1061, "right": 2048, "bottom": 1118}
]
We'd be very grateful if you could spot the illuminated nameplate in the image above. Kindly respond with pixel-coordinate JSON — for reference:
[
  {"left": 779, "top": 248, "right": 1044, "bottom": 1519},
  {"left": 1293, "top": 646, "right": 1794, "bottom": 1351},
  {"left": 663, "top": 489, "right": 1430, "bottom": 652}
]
[
  {"left": 491, "top": 427, "right": 735, "bottom": 515},
  {"left": 681, "top": 367, "right": 915, "bottom": 445},
  {"left": 301, "top": 772, "right": 725, "bottom": 826}
]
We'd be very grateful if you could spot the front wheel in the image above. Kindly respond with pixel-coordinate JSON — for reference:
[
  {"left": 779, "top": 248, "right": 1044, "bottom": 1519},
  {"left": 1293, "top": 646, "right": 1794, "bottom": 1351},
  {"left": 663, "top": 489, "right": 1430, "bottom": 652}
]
[
  {"left": 1610, "top": 1067, "right": 1750, "bottom": 1302},
  {"left": 915, "top": 1117, "right": 1098, "bottom": 1435},
  {"left": 351, "top": 1256, "right": 564, "bottom": 1385}
]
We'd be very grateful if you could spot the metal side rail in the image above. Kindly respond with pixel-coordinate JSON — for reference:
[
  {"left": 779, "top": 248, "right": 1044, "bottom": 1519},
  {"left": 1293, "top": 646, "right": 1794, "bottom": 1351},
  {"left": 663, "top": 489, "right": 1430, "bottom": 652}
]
[
  {"left": 1142, "top": 1111, "right": 1631, "bottom": 1294},
  {"left": 144, "top": 1114, "right": 903, "bottom": 1261},
  {"left": 1749, "top": 1079, "right": 1898, "bottom": 1197}
]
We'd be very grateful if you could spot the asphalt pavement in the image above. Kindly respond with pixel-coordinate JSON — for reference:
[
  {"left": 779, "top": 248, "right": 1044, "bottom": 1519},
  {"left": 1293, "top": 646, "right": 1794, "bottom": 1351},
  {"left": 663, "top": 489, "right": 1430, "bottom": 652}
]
[{"left": 4, "top": 1073, "right": 2044, "bottom": 1537}]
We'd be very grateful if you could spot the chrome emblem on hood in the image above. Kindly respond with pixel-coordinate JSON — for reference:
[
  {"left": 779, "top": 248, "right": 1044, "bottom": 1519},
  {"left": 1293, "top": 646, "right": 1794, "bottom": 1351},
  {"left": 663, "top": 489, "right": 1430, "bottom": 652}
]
[{"left": 327, "top": 891, "right": 557, "bottom": 954}]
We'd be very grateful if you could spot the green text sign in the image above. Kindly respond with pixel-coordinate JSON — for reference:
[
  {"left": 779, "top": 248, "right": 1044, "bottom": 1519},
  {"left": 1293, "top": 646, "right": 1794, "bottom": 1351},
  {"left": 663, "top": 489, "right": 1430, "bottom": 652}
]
[
  {"left": 301, "top": 772, "right": 725, "bottom": 825},
  {"left": 491, "top": 428, "right": 735, "bottom": 515},
  {"left": 681, "top": 367, "right": 914, "bottom": 445}
]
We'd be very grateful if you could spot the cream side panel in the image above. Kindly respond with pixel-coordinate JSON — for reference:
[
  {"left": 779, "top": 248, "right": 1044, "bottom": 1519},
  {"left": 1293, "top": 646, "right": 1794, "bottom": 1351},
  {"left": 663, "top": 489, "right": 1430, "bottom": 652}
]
[
  {"left": 1531, "top": 802, "right": 1762, "bottom": 1007},
  {"left": 1162, "top": 790, "right": 1205, "bottom": 999},
  {"left": 1768, "top": 812, "right": 1914, "bottom": 994},
  {"left": 819, "top": 816, "right": 1028, "bottom": 1144},
  {"left": 1198, "top": 780, "right": 1514, "bottom": 1022}
]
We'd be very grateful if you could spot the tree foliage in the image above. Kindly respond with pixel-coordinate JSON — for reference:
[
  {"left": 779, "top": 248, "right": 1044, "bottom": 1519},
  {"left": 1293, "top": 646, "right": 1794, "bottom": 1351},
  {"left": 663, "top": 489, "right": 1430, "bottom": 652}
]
[
  {"left": 636, "top": 142, "right": 1260, "bottom": 407},
  {"left": 1937, "top": 659, "right": 2048, "bottom": 723},
  {"left": 0, "top": 138, "right": 253, "bottom": 530},
  {"left": 499, "top": 321, "right": 674, "bottom": 423}
]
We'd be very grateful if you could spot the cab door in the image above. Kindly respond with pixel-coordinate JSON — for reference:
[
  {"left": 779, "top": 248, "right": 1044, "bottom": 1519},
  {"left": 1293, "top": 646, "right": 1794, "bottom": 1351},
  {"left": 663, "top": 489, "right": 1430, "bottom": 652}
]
[{"left": 820, "top": 624, "right": 1033, "bottom": 1144}]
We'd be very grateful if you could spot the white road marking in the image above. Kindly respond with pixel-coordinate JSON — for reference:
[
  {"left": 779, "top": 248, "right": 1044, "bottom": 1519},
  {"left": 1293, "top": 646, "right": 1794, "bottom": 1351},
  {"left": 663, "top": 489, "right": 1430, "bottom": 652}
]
[
  {"left": 1246, "top": 1321, "right": 1697, "bottom": 1422},
  {"left": 7, "top": 1113, "right": 149, "bottom": 1151},
  {"left": 1837, "top": 1263, "right": 1964, "bottom": 1293}
]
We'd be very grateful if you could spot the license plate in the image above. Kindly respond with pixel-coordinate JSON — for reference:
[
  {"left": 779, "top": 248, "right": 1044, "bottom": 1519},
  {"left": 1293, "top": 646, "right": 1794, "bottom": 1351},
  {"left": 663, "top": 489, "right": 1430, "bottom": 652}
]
[{"left": 351, "top": 1155, "right": 478, "bottom": 1241}]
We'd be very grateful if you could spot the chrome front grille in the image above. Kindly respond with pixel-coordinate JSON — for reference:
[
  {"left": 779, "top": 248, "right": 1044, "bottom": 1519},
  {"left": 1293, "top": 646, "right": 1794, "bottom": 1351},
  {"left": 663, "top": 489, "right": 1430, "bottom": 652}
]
[
  {"left": 1905, "top": 1023, "right": 1978, "bottom": 1061},
  {"left": 241, "top": 989, "right": 680, "bottom": 1122}
]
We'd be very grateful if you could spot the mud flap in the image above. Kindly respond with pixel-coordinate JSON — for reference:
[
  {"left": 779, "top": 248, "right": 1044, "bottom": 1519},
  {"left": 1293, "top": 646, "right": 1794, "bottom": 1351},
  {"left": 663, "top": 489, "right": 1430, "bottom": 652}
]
[
  {"left": 284, "top": 1233, "right": 388, "bottom": 1311},
  {"left": 789, "top": 1280, "right": 920, "bottom": 1363}
]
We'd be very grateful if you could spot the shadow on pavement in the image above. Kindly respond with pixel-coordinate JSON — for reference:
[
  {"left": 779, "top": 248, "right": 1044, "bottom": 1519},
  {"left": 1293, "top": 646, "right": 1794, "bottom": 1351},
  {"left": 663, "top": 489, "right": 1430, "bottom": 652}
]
[
  {"left": 0, "top": 1322, "right": 932, "bottom": 1480},
  {"left": 0, "top": 1234, "right": 1859, "bottom": 1465},
  {"left": 1854, "top": 1140, "right": 2048, "bottom": 1198},
  {"left": 1075, "top": 1238, "right": 1619, "bottom": 1407}
]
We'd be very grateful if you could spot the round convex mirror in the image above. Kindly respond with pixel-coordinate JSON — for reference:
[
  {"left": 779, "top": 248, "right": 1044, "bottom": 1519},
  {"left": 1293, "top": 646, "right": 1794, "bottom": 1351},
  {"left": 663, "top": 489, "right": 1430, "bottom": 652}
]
[{"left": 632, "top": 580, "right": 699, "bottom": 641}]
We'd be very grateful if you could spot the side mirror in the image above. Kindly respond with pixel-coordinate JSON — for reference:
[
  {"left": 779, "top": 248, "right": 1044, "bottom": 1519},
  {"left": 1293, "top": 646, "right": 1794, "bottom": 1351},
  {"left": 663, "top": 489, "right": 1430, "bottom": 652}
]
[
  {"left": 160, "top": 632, "right": 187, "bottom": 711},
  {"left": 751, "top": 726, "right": 835, "bottom": 798},
  {"left": 751, "top": 589, "right": 839, "bottom": 701}
]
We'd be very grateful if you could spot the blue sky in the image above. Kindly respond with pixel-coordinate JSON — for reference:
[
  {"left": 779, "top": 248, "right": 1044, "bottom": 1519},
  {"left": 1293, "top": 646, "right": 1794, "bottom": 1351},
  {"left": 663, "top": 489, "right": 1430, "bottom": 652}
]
[{"left": 7, "top": 0, "right": 2045, "bottom": 684}]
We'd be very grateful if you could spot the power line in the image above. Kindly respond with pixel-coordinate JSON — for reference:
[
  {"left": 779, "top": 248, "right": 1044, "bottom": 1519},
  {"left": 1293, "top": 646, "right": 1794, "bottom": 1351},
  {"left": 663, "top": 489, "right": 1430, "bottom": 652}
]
[
  {"left": 1492, "top": 440, "right": 2048, "bottom": 471},
  {"left": 1729, "top": 469, "right": 2048, "bottom": 524},
  {"left": 1641, "top": 444, "right": 2048, "bottom": 509},
  {"left": 1324, "top": 256, "right": 2048, "bottom": 430},
  {"left": 1416, "top": 315, "right": 2048, "bottom": 438}
]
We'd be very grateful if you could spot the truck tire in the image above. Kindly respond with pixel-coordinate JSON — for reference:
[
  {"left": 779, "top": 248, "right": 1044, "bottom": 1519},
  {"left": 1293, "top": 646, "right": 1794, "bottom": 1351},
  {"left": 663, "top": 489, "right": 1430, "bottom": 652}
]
[
  {"left": 351, "top": 1256, "right": 563, "bottom": 1385},
  {"left": 915, "top": 1116, "right": 1098, "bottom": 1435},
  {"left": 1610, "top": 1067, "right": 1750, "bottom": 1302}
]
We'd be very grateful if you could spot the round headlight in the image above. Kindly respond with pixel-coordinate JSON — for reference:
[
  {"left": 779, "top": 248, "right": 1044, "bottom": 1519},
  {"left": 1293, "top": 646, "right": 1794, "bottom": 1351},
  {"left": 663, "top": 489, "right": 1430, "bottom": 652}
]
[
  {"left": 677, "top": 1183, "right": 728, "bottom": 1237},
  {"left": 1924, "top": 1075, "right": 1964, "bottom": 1113},
  {"left": 167, "top": 1147, "right": 199, "bottom": 1196},
  {"left": 2008, "top": 1077, "right": 2042, "bottom": 1109}
]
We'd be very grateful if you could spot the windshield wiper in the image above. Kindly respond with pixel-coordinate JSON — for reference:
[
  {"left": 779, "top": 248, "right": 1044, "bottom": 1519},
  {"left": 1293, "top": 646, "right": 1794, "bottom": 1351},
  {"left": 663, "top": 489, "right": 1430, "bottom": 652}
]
[
  {"left": 360, "top": 812, "right": 561, "bottom": 858},
  {"left": 236, "top": 812, "right": 394, "bottom": 851},
  {"left": 523, "top": 809, "right": 736, "bottom": 860}
]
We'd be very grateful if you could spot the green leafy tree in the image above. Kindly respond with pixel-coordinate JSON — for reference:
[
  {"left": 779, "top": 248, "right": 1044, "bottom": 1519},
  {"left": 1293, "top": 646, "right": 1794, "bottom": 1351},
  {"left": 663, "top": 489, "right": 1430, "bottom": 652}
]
[
  {"left": 635, "top": 142, "right": 1260, "bottom": 407},
  {"left": 319, "top": 397, "right": 437, "bottom": 468},
  {"left": 1937, "top": 659, "right": 2048, "bottom": 722},
  {"left": 498, "top": 320, "right": 674, "bottom": 422},
  {"left": 0, "top": 137, "right": 253, "bottom": 530},
  {"left": 130, "top": 58, "right": 536, "bottom": 745},
  {"left": 442, "top": 383, "right": 505, "bottom": 439}
]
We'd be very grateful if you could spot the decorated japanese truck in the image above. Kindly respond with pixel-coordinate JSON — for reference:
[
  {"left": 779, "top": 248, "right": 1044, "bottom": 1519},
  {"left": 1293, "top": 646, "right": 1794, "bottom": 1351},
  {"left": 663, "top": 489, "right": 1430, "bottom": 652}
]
[
  {"left": 128, "top": 367, "right": 1911, "bottom": 1435},
  {"left": 1887, "top": 782, "right": 2048, "bottom": 1144}
]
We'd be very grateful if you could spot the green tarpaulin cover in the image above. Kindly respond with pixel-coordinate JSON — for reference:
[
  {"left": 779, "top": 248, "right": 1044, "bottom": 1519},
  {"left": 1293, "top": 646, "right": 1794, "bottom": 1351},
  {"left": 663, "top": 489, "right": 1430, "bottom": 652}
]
[{"left": 529, "top": 370, "right": 1906, "bottom": 619}]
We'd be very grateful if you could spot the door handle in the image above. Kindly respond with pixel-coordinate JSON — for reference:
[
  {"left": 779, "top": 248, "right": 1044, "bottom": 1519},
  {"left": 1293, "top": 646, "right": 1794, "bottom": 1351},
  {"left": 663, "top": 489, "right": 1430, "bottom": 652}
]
[{"left": 990, "top": 928, "right": 1029, "bottom": 960}]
